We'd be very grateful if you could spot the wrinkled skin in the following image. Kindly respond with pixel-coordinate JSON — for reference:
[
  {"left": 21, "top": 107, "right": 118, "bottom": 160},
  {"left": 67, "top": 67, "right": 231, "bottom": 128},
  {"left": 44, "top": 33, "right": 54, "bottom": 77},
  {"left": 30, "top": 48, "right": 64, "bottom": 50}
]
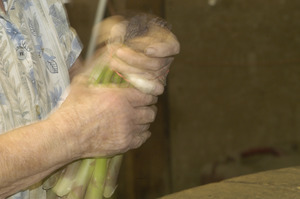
[
  {"left": 0, "top": 14, "right": 180, "bottom": 198},
  {"left": 92, "top": 15, "right": 180, "bottom": 95},
  {"left": 66, "top": 15, "right": 180, "bottom": 157},
  {"left": 54, "top": 74, "right": 158, "bottom": 158}
]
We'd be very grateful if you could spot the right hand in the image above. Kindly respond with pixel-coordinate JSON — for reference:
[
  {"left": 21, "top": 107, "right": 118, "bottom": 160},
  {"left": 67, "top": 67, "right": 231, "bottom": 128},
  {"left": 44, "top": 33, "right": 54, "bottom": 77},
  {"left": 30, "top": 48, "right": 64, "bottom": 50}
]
[{"left": 49, "top": 74, "right": 157, "bottom": 159}]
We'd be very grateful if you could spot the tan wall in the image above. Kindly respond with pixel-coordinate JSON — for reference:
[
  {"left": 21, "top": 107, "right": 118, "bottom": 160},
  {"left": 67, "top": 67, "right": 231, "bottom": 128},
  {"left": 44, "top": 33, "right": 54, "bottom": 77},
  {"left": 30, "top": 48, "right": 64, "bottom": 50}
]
[{"left": 166, "top": 0, "right": 300, "bottom": 192}]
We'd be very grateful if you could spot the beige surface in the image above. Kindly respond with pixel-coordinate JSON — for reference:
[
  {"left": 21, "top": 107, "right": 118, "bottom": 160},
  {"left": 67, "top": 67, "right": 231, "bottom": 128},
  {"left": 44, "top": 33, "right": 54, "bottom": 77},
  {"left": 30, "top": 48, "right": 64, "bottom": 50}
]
[{"left": 161, "top": 167, "right": 300, "bottom": 199}]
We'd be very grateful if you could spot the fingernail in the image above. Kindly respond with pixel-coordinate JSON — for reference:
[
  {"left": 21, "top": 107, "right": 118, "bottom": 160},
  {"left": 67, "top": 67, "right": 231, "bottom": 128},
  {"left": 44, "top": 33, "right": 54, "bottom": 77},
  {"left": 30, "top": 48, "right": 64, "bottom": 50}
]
[{"left": 145, "top": 47, "right": 156, "bottom": 56}]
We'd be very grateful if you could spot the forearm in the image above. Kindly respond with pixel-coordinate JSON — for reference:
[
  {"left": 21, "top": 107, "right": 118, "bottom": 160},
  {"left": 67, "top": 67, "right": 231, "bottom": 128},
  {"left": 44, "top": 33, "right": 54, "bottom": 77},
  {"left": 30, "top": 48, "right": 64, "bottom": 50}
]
[{"left": 0, "top": 116, "right": 78, "bottom": 198}]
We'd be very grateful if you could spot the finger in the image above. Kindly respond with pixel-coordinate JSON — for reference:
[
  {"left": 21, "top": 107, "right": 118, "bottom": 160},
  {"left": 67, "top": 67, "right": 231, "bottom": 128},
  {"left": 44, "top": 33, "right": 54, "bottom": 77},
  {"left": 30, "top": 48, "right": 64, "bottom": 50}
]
[
  {"left": 125, "top": 88, "right": 158, "bottom": 107},
  {"left": 110, "top": 58, "right": 146, "bottom": 76},
  {"left": 95, "top": 15, "right": 125, "bottom": 45},
  {"left": 145, "top": 34, "right": 180, "bottom": 57},
  {"left": 116, "top": 47, "right": 174, "bottom": 70},
  {"left": 109, "top": 20, "right": 128, "bottom": 41},
  {"left": 127, "top": 76, "right": 165, "bottom": 95},
  {"left": 138, "top": 124, "right": 151, "bottom": 132},
  {"left": 134, "top": 106, "right": 157, "bottom": 124},
  {"left": 151, "top": 63, "right": 170, "bottom": 80},
  {"left": 110, "top": 58, "right": 170, "bottom": 81},
  {"left": 152, "top": 82, "right": 164, "bottom": 95},
  {"left": 157, "top": 72, "right": 168, "bottom": 86},
  {"left": 130, "top": 130, "right": 151, "bottom": 149}
]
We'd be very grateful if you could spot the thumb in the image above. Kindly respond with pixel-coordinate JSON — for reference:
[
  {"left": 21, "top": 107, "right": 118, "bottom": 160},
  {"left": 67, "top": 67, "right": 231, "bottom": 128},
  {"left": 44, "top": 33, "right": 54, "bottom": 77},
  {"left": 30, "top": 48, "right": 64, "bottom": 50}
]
[{"left": 108, "top": 19, "right": 128, "bottom": 44}]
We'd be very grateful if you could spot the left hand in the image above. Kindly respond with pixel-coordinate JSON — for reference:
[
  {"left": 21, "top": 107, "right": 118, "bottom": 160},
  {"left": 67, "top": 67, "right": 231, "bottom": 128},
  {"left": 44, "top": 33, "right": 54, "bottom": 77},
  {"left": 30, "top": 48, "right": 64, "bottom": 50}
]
[{"left": 95, "top": 15, "right": 180, "bottom": 96}]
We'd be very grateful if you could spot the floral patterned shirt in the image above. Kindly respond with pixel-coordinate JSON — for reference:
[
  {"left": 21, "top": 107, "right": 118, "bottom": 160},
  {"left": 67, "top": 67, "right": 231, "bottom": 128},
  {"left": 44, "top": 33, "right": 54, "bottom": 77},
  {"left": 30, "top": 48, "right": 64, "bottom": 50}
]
[{"left": 0, "top": 0, "right": 82, "bottom": 198}]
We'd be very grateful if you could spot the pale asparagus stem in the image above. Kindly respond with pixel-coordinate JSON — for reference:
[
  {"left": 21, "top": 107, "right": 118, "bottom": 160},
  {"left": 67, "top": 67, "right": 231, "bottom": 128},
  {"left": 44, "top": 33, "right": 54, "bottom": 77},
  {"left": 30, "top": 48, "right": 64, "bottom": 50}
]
[
  {"left": 52, "top": 160, "right": 82, "bottom": 196},
  {"left": 46, "top": 189, "right": 59, "bottom": 199},
  {"left": 43, "top": 168, "right": 64, "bottom": 190},
  {"left": 103, "top": 155, "right": 123, "bottom": 198},
  {"left": 30, "top": 184, "right": 46, "bottom": 198},
  {"left": 84, "top": 158, "right": 108, "bottom": 199},
  {"left": 66, "top": 159, "right": 96, "bottom": 199}
]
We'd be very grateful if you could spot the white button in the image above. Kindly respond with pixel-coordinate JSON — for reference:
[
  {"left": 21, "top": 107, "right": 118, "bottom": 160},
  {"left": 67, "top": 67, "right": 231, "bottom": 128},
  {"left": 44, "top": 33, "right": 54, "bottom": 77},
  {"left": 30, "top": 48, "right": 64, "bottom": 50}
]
[{"left": 17, "top": 48, "right": 26, "bottom": 60}]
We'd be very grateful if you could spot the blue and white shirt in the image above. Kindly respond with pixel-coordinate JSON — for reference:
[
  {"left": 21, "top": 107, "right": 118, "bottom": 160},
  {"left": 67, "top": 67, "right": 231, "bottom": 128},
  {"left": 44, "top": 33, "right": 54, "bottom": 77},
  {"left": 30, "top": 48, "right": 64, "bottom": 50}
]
[{"left": 0, "top": 0, "right": 82, "bottom": 198}]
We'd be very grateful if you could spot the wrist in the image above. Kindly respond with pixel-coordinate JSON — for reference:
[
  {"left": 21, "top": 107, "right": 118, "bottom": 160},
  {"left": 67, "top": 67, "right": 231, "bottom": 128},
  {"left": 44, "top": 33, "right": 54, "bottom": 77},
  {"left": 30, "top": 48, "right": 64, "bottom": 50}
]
[{"left": 46, "top": 110, "right": 82, "bottom": 162}]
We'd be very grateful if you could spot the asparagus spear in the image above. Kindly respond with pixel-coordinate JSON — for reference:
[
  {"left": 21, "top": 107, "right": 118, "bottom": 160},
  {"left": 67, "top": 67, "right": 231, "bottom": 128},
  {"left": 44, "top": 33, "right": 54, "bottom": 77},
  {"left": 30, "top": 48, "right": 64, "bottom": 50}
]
[
  {"left": 103, "top": 155, "right": 123, "bottom": 198},
  {"left": 43, "top": 168, "right": 64, "bottom": 190},
  {"left": 84, "top": 158, "right": 108, "bottom": 199},
  {"left": 51, "top": 160, "right": 82, "bottom": 196},
  {"left": 66, "top": 159, "right": 96, "bottom": 199}
]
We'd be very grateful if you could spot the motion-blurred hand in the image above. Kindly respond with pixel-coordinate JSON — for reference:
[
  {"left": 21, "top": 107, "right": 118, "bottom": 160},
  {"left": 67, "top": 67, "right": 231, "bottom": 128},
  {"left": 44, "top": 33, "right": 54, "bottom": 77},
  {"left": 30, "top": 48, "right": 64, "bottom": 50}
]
[{"left": 95, "top": 15, "right": 180, "bottom": 96}]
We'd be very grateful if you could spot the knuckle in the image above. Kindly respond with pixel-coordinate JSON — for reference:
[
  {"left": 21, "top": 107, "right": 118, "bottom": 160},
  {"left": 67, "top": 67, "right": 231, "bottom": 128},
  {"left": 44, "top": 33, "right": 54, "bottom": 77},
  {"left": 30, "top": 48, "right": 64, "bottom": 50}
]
[
  {"left": 151, "top": 59, "right": 165, "bottom": 70},
  {"left": 143, "top": 124, "right": 151, "bottom": 131},
  {"left": 109, "top": 58, "right": 120, "bottom": 70},
  {"left": 148, "top": 108, "right": 157, "bottom": 122},
  {"left": 131, "top": 134, "right": 149, "bottom": 149},
  {"left": 124, "top": 56, "right": 134, "bottom": 66},
  {"left": 117, "top": 129, "right": 132, "bottom": 148},
  {"left": 152, "top": 96, "right": 158, "bottom": 104},
  {"left": 153, "top": 84, "right": 164, "bottom": 96},
  {"left": 144, "top": 94, "right": 154, "bottom": 104},
  {"left": 146, "top": 94, "right": 158, "bottom": 105}
]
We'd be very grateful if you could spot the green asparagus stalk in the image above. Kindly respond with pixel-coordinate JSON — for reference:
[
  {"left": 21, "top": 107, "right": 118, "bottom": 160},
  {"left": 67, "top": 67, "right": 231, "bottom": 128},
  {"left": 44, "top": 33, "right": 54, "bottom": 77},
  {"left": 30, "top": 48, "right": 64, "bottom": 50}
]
[
  {"left": 30, "top": 184, "right": 46, "bottom": 198},
  {"left": 66, "top": 159, "right": 96, "bottom": 199},
  {"left": 42, "top": 168, "right": 64, "bottom": 190},
  {"left": 103, "top": 155, "right": 123, "bottom": 198},
  {"left": 51, "top": 160, "right": 82, "bottom": 196},
  {"left": 81, "top": 65, "right": 125, "bottom": 199},
  {"left": 46, "top": 189, "right": 60, "bottom": 199},
  {"left": 84, "top": 158, "right": 108, "bottom": 199}
]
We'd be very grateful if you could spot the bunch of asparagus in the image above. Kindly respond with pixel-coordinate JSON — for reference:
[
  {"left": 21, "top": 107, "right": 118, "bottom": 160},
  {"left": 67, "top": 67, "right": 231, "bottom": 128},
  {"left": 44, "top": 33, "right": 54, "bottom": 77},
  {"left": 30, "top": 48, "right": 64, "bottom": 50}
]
[{"left": 41, "top": 14, "right": 170, "bottom": 199}]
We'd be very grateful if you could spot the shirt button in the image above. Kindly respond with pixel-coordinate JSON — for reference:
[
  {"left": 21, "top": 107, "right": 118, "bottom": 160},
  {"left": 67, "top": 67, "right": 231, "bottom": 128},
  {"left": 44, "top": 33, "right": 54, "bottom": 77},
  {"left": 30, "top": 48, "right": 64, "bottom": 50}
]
[{"left": 17, "top": 48, "right": 27, "bottom": 60}]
